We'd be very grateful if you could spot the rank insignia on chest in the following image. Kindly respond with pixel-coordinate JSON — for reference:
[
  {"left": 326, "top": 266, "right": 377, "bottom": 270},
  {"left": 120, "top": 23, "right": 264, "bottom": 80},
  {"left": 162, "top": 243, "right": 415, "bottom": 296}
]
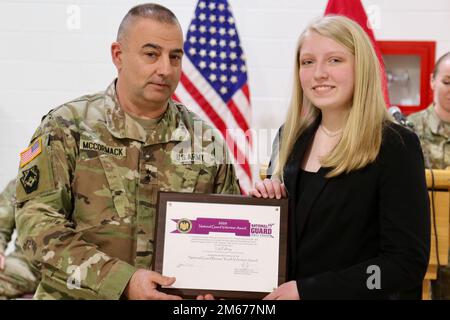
[
  {"left": 20, "top": 165, "right": 40, "bottom": 194},
  {"left": 20, "top": 137, "right": 42, "bottom": 167}
]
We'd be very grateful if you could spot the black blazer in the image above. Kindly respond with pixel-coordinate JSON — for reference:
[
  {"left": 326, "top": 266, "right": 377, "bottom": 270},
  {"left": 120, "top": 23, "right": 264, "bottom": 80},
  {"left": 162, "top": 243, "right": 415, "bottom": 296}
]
[{"left": 278, "top": 118, "right": 430, "bottom": 299}]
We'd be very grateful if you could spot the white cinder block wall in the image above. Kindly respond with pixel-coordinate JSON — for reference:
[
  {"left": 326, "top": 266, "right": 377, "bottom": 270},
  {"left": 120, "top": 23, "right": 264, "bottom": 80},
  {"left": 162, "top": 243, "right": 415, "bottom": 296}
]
[{"left": 1, "top": 0, "right": 449, "bottom": 189}]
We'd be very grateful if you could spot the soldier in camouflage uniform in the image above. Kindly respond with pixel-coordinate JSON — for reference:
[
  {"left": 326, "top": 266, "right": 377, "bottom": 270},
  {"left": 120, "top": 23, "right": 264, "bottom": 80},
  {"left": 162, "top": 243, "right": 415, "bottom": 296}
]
[
  {"left": 408, "top": 52, "right": 450, "bottom": 169},
  {"left": 14, "top": 4, "right": 240, "bottom": 300},
  {"left": 408, "top": 103, "right": 450, "bottom": 169},
  {"left": 408, "top": 52, "right": 450, "bottom": 299},
  {"left": 0, "top": 180, "right": 40, "bottom": 299}
]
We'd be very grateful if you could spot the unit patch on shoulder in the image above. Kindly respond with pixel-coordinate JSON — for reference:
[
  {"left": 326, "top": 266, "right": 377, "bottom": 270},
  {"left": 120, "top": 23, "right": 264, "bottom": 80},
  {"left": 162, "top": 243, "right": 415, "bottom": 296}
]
[
  {"left": 20, "top": 137, "right": 42, "bottom": 168},
  {"left": 20, "top": 165, "right": 40, "bottom": 194}
]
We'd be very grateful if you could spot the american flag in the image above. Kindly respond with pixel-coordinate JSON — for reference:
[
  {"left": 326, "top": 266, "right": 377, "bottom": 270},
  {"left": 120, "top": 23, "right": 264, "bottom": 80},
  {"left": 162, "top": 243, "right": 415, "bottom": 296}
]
[
  {"left": 20, "top": 137, "right": 42, "bottom": 167},
  {"left": 174, "top": 0, "right": 253, "bottom": 193}
]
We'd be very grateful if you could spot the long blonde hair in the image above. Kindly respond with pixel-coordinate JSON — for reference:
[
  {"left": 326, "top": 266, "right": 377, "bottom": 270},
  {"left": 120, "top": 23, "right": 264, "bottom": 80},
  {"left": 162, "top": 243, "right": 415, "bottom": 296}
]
[{"left": 274, "top": 15, "right": 389, "bottom": 178}]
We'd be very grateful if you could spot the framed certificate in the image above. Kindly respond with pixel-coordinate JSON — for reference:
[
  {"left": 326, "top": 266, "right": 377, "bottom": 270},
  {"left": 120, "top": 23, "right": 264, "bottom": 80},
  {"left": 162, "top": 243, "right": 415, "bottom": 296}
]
[{"left": 154, "top": 192, "right": 288, "bottom": 299}]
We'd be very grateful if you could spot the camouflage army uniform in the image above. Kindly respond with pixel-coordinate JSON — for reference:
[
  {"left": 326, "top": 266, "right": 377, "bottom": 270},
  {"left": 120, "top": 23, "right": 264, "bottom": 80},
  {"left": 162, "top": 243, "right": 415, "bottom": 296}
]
[
  {"left": 15, "top": 80, "right": 241, "bottom": 300},
  {"left": 408, "top": 103, "right": 450, "bottom": 300},
  {"left": 0, "top": 180, "right": 39, "bottom": 299},
  {"left": 408, "top": 103, "right": 450, "bottom": 169}
]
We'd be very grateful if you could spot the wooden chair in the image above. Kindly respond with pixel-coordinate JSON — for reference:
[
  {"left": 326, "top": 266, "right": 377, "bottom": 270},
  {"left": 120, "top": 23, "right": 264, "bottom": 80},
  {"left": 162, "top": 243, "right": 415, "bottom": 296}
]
[{"left": 423, "top": 169, "right": 450, "bottom": 299}]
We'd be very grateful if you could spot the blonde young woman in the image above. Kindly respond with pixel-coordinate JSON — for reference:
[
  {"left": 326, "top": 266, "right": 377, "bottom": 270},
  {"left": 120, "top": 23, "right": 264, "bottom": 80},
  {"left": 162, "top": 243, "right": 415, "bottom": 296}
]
[{"left": 251, "top": 16, "right": 430, "bottom": 299}]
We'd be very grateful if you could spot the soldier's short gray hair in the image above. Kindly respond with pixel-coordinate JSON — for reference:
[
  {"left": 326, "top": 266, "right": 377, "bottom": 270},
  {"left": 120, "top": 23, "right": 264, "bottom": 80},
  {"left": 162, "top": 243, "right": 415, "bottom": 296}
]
[{"left": 116, "top": 3, "right": 180, "bottom": 42}]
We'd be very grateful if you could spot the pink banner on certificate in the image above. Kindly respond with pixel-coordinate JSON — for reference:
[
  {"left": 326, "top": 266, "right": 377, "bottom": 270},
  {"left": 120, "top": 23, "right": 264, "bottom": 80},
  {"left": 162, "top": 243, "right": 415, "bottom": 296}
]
[{"left": 171, "top": 218, "right": 251, "bottom": 236}]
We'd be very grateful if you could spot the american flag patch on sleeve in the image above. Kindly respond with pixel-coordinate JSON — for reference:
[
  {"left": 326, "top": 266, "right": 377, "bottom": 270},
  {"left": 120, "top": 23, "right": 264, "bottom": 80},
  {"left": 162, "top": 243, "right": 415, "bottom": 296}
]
[{"left": 20, "top": 137, "right": 42, "bottom": 168}]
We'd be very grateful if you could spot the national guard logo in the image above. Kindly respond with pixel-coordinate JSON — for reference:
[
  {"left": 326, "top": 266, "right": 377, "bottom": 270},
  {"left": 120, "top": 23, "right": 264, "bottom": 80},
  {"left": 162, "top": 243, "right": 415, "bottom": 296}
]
[
  {"left": 20, "top": 165, "right": 40, "bottom": 194},
  {"left": 177, "top": 219, "right": 193, "bottom": 233}
]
